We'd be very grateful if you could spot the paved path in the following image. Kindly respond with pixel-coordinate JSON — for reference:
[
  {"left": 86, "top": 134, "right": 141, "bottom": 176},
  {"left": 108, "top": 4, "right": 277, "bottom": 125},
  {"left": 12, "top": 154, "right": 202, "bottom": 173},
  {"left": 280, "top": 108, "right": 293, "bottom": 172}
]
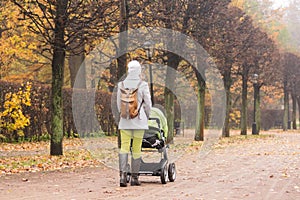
[{"left": 1, "top": 131, "right": 300, "bottom": 200}]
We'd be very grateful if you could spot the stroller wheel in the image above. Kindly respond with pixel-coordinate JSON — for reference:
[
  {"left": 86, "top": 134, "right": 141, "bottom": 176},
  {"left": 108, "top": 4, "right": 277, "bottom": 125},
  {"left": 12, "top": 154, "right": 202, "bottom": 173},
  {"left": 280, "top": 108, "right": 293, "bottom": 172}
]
[
  {"left": 160, "top": 164, "right": 168, "bottom": 184},
  {"left": 168, "top": 163, "right": 176, "bottom": 182}
]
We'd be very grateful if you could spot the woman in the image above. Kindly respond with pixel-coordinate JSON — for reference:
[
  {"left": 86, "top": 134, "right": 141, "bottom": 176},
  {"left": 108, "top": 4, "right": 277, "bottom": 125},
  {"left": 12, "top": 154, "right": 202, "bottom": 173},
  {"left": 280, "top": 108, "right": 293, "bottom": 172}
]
[{"left": 117, "top": 60, "right": 152, "bottom": 187}]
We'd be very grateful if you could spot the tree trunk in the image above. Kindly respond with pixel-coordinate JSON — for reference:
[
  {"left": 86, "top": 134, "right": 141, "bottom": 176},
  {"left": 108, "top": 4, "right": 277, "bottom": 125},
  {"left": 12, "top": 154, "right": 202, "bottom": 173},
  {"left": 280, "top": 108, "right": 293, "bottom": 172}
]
[
  {"left": 117, "top": 0, "right": 128, "bottom": 80},
  {"left": 240, "top": 70, "right": 248, "bottom": 135},
  {"left": 162, "top": 0, "right": 178, "bottom": 143},
  {"left": 194, "top": 70, "right": 205, "bottom": 141},
  {"left": 222, "top": 70, "right": 232, "bottom": 137},
  {"left": 291, "top": 91, "right": 297, "bottom": 129},
  {"left": 165, "top": 86, "right": 175, "bottom": 143},
  {"left": 165, "top": 54, "right": 180, "bottom": 144},
  {"left": 256, "top": 85, "right": 261, "bottom": 133},
  {"left": 116, "top": 0, "right": 129, "bottom": 146},
  {"left": 283, "top": 76, "right": 289, "bottom": 131},
  {"left": 50, "top": 0, "right": 68, "bottom": 156}
]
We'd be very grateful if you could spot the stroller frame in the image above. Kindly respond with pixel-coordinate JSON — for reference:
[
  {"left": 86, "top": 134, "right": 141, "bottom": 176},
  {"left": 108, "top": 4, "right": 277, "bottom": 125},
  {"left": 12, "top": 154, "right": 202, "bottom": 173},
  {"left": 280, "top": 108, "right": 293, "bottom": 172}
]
[{"left": 127, "top": 117, "right": 176, "bottom": 184}]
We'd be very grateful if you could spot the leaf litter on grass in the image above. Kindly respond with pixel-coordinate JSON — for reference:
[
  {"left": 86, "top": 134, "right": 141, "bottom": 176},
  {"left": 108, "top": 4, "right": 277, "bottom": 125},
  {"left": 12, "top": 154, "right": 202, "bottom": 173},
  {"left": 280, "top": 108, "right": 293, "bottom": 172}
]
[
  {"left": 0, "top": 138, "right": 101, "bottom": 176},
  {"left": 0, "top": 133, "right": 272, "bottom": 176},
  {"left": 0, "top": 133, "right": 204, "bottom": 175}
]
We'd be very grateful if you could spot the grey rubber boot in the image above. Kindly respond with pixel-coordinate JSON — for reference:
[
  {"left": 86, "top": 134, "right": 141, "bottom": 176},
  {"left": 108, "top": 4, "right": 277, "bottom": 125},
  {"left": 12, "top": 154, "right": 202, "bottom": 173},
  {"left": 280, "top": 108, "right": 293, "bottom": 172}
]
[
  {"left": 131, "top": 157, "right": 141, "bottom": 186},
  {"left": 119, "top": 153, "right": 128, "bottom": 187}
]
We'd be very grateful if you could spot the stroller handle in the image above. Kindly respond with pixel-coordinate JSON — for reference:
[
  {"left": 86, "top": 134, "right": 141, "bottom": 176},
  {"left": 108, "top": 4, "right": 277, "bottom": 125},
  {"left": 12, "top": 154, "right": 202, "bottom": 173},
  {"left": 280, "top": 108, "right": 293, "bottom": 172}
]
[{"left": 148, "top": 117, "right": 161, "bottom": 128}]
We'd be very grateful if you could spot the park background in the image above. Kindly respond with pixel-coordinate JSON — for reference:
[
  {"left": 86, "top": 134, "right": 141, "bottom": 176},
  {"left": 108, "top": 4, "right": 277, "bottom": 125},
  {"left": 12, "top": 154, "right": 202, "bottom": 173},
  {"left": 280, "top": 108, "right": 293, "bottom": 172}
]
[{"left": 0, "top": 0, "right": 300, "bottom": 165}]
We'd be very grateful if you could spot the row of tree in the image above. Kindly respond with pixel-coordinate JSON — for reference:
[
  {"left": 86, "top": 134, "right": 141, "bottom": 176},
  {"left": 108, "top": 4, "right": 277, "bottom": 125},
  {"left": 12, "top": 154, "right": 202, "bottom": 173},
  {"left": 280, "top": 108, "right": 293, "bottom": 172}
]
[{"left": 0, "top": 0, "right": 299, "bottom": 155}]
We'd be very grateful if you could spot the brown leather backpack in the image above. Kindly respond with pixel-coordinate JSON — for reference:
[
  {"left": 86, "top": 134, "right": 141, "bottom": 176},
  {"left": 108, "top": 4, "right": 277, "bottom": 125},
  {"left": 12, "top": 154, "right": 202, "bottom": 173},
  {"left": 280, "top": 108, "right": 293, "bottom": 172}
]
[{"left": 120, "top": 81, "right": 143, "bottom": 119}]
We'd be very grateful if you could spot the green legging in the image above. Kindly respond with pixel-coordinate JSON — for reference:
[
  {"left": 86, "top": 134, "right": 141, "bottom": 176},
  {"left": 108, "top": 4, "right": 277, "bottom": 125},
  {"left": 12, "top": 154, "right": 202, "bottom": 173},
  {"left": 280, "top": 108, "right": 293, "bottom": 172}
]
[{"left": 120, "top": 129, "right": 144, "bottom": 159}]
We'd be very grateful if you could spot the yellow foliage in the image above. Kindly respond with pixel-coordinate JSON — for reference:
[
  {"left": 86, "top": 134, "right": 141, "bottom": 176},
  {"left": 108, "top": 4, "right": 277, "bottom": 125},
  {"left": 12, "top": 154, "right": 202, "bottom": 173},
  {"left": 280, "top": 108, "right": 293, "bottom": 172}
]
[
  {"left": 0, "top": 82, "right": 32, "bottom": 136},
  {"left": 230, "top": 109, "right": 241, "bottom": 127},
  {"left": 0, "top": 2, "right": 47, "bottom": 82},
  {"left": 230, "top": 0, "right": 245, "bottom": 9}
]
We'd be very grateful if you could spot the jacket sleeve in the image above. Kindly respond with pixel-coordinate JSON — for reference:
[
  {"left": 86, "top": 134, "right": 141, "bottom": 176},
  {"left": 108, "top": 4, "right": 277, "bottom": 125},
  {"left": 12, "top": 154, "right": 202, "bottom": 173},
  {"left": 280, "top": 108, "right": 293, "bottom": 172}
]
[{"left": 141, "top": 81, "right": 152, "bottom": 118}]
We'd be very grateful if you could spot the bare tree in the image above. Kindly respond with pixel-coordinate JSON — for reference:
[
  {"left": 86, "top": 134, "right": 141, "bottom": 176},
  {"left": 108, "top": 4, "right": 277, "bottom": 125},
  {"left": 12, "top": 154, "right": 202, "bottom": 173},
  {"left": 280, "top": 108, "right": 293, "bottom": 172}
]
[{"left": 13, "top": 0, "right": 117, "bottom": 155}]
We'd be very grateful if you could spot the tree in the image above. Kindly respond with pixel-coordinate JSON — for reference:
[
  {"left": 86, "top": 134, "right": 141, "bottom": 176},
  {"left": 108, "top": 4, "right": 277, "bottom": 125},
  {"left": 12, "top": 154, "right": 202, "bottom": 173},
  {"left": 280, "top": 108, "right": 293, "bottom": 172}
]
[
  {"left": 203, "top": 3, "right": 240, "bottom": 137},
  {"left": 281, "top": 52, "right": 300, "bottom": 130},
  {"left": 117, "top": 0, "right": 129, "bottom": 81},
  {"left": 235, "top": 17, "right": 259, "bottom": 136},
  {"left": 129, "top": 0, "right": 185, "bottom": 143},
  {"left": 12, "top": 0, "right": 117, "bottom": 155},
  {"left": 184, "top": 1, "right": 208, "bottom": 141},
  {"left": 238, "top": 26, "right": 279, "bottom": 135},
  {"left": 252, "top": 35, "right": 280, "bottom": 133},
  {"left": 12, "top": 0, "right": 67, "bottom": 155},
  {"left": 49, "top": 0, "right": 68, "bottom": 155},
  {"left": 0, "top": 1, "right": 44, "bottom": 82},
  {"left": 219, "top": 0, "right": 284, "bottom": 135}
]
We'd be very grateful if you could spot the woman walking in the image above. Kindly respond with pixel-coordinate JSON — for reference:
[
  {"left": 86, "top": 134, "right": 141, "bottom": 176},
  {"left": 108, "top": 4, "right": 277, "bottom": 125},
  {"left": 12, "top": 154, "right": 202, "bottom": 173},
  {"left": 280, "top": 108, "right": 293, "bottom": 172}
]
[{"left": 117, "top": 60, "right": 152, "bottom": 187}]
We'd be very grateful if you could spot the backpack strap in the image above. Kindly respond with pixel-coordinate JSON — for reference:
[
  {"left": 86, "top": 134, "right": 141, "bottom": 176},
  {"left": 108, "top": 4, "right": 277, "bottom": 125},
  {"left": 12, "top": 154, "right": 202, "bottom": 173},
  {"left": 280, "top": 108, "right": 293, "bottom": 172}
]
[
  {"left": 136, "top": 81, "right": 144, "bottom": 118},
  {"left": 138, "top": 99, "right": 144, "bottom": 113},
  {"left": 121, "top": 81, "right": 125, "bottom": 89}
]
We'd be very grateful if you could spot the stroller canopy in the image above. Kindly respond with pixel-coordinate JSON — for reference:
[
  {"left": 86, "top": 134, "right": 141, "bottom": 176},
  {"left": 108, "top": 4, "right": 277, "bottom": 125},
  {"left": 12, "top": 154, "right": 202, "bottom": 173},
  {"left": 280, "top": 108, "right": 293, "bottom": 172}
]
[{"left": 148, "top": 107, "right": 168, "bottom": 139}]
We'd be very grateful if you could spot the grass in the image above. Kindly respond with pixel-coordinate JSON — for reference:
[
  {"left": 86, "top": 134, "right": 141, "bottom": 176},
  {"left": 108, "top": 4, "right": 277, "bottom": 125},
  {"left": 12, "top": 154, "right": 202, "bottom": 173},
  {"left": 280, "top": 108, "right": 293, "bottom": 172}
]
[{"left": 0, "top": 149, "right": 101, "bottom": 175}]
